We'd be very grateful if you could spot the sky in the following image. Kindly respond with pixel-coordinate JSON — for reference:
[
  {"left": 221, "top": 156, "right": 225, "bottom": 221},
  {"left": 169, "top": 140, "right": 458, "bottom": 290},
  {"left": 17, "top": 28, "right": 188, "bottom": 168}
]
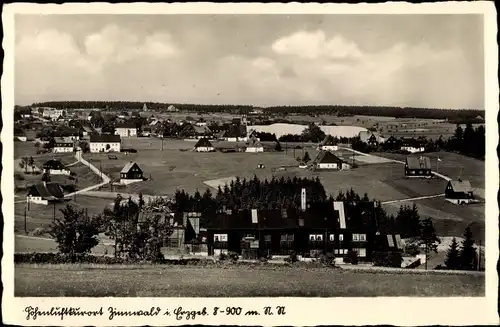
[{"left": 14, "top": 14, "right": 484, "bottom": 109}]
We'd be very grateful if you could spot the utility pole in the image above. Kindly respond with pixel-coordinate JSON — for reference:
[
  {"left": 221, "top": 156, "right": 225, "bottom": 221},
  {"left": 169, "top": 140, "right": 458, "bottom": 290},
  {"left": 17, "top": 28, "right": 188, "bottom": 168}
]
[
  {"left": 74, "top": 178, "right": 78, "bottom": 202},
  {"left": 24, "top": 206, "right": 27, "bottom": 234},
  {"left": 161, "top": 135, "right": 164, "bottom": 151}
]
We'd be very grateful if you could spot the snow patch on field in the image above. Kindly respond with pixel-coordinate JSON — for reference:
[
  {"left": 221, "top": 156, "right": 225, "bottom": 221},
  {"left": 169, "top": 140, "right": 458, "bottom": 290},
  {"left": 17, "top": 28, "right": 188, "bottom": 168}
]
[
  {"left": 204, "top": 176, "right": 237, "bottom": 190},
  {"left": 248, "top": 124, "right": 367, "bottom": 138}
]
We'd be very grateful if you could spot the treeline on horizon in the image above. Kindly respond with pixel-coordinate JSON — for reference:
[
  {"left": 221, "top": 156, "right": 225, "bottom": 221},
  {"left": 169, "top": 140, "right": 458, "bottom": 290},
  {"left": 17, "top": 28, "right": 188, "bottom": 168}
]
[{"left": 27, "top": 101, "right": 484, "bottom": 122}]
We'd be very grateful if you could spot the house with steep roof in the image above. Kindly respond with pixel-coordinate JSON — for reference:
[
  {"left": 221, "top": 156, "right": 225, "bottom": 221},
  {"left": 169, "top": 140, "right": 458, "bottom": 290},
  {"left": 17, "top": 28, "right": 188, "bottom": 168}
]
[
  {"left": 318, "top": 135, "right": 338, "bottom": 151},
  {"left": 120, "top": 161, "right": 144, "bottom": 185},
  {"left": 245, "top": 136, "right": 264, "bottom": 153},
  {"left": 89, "top": 134, "right": 121, "bottom": 153},
  {"left": 313, "top": 151, "right": 351, "bottom": 170},
  {"left": 194, "top": 138, "right": 215, "bottom": 152},
  {"left": 27, "top": 182, "right": 65, "bottom": 205},
  {"left": 43, "top": 159, "right": 71, "bottom": 176},
  {"left": 445, "top": 180, "right": 475, "bottom": 204},
  {"left": 405, "top": 156, "right": 432, "bottom": 177}
]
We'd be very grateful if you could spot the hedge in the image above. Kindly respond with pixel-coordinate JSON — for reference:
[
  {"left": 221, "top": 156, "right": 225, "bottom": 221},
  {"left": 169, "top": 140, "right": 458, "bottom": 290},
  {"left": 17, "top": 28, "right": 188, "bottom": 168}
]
[{"left": 372, "top": 251, "right": 403, "bottom": 268}]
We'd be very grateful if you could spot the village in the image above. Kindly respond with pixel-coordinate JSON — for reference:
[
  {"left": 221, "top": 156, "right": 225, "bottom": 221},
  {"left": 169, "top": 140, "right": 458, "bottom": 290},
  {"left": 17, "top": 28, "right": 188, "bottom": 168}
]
[{"left": 13, "top": 103, "right": 485, "bottom": 276}]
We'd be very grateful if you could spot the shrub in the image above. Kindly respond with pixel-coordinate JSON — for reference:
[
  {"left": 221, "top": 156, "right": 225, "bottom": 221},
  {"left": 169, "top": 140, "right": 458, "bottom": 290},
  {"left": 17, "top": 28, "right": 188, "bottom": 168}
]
[
  {"left": 219, "top": 252, "right": 228, "bottom": 261},
  {"left": 319, "top": 252, "right": 336, "bottom": 266},
  {"left": 227, "top": 251, "right": 239, "bottom": 262},
  {"left": 30, "top": 227, "right": 49, "bottom": 237},
  {"left": 345, "top": 250, "right": 359, "bottom": 265},
  {"left": 284, "top": 251, "right": 298, "bottom": 264},
  {"left": 373, "top": 251, "right": 403, "bottom": 268}
]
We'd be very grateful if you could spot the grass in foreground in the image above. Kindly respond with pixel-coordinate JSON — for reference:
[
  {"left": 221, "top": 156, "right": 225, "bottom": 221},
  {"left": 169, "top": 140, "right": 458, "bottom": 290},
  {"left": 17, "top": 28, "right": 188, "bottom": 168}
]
[{"left": 15, "top": 265, "right": 484, "bottom": 297}]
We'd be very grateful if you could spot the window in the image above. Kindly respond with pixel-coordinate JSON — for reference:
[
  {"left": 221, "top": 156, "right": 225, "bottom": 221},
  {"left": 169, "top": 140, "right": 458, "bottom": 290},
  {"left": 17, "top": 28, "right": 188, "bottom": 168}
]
[
  {"left": 352, "top": 233, "right": 366, "bottom": 242},
  {"left": 281, "top": 209, "right": 288, "bottom": 218},
  {"left": 309, "top": 234, "right": 323, "bottom": 241},
  {"left": 214, "top": 234, "right": 228, "bottom": 242},
  {"left": 309, "top": 234, "right": 316, "bottom": 241},
  {"left": 354, "top": 248, "right": 367, "bottom": 257},
  {"left": 339, "top": 234, "right": 344, "bottom": 241},
  {"left": 264, "top": 235, "right": 272, "bottom": 242},
  {"left": 329, "top": 234, "right": 335, "bottom": 241},
  {"left": 316, "top": 234, "right": 323, "bottom": 241}
]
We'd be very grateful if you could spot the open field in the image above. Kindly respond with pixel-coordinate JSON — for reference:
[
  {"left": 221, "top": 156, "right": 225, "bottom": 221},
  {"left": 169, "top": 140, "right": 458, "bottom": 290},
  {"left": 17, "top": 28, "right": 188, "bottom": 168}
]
[
  {"left": 15, "top": 265, "right": 484, "bottom": 297},
  {"left": 15, "top": 235, "right": 114, "bottom": 255},
  {"left": 14, "top": 196, "right": 113, "bottom": 234}
]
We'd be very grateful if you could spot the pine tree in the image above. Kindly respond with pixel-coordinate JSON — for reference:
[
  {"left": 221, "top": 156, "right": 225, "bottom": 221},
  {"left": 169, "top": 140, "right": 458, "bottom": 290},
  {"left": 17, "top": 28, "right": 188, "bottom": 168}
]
[
  {"left": 444, "top": 237, "right": 460, "bottom": 270},
  {"left": 459, "top": 227, "right": 477, "bottom": 270},
  {"left": 418, "top": 217, "right": 440, "bottom": 270},
  {"left": 302, "top": 151, "right": 311, "bottom": 163}
]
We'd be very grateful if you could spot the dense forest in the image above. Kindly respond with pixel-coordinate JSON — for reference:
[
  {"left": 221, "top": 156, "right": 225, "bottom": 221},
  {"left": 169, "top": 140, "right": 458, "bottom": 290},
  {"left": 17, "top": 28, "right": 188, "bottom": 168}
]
[{"left": 29, "top": 101, "right": 484, "bottom": 121}]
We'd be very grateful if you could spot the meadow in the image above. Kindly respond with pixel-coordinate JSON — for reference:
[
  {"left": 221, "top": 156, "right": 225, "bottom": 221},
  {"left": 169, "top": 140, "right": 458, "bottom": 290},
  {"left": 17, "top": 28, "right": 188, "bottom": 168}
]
[{"left": 15, "top": 264, "right": 484, "bottom": 297}]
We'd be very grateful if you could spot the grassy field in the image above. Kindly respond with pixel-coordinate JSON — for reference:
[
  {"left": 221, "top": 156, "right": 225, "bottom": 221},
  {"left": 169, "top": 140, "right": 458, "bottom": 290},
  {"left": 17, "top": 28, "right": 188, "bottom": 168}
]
[
  {"left": 15, "top": 235, "right": 115, "bottom": 255},
  {"left": 15, "top": 265, "right": 484, "bottom": 297},
  {"left": 14, "top": 196, "right": 113, "bottom": 234}
]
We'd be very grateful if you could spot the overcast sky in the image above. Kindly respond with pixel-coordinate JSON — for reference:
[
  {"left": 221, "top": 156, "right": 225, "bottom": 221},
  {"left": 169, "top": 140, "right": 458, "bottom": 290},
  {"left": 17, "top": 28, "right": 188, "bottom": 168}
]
[{"left": 15, "top": 14, "right": 484, "bottom": 109}]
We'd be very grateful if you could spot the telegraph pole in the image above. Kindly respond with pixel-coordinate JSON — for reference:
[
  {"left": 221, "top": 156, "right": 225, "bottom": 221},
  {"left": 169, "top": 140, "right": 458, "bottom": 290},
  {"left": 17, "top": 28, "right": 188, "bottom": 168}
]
[{"left": 24, "top": 206, "right": 27, "bottom": 234}]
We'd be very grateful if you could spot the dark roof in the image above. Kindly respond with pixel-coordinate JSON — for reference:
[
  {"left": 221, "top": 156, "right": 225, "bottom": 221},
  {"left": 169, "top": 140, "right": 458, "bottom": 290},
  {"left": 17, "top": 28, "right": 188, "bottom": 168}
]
[
  {"left": 314, "top": 151, "right": 344, "bottom": 164},
  {"left": 121, "top": 162, "right": 143, "bottom": 174},
  {"left": 27, "top": 182, "right": 64, "bottom": 200},
  {"left": 194, "top": 138, "right": 213, "bottom": 148},
  {"left": 406, "top": 156, "right": 431, "bottom": 170},
  {"left": 90, "top": 134, "right": 121, "bottom": 143},
  {"left": 43, "top": 159, "right": 66, "bottom": 170},
  {"left": 319, "top": 135, "right": 336, "bottom": 146},
  {"left": 448, "top": 180, "right": 473, "bottom": 193},
  {"left": 401, "top": 138, "right": 425, "bottom": 147},
  {"left": 115, "top": 122, "right": 137, "bottom": 129},
  {"left": 226, "top": 125, "right": 245, "bottom": 137}
]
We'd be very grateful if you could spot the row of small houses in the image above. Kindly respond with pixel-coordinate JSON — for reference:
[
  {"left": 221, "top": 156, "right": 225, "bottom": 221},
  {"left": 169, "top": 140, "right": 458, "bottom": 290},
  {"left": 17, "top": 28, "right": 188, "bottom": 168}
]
[{"left": 359, "top": 131, "right": 426, "bottom": 153}]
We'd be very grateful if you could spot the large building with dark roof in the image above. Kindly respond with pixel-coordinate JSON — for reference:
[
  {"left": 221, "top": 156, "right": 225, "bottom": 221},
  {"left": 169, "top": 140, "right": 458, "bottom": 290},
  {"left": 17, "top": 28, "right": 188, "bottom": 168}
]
[
  {"left": 405, "top": 156, "right": 432, "bottom": 177},
  {"left": 89, "top": 134, "right": 121, "bottom": 153},
  {"left": 27, "top": 182, "right": 65, "bottom": 205}
]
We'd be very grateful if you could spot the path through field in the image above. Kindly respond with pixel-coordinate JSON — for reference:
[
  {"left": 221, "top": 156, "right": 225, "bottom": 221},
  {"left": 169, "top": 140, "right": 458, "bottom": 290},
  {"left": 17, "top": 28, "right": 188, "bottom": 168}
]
[{"left": 64, "top": 150, "right": 111, "bottom": 198}]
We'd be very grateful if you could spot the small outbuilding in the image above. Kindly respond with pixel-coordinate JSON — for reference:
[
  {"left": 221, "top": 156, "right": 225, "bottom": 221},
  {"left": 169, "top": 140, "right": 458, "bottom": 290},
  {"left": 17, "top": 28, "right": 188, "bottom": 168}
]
[
  {"left": 445, "top": 179, "right": 475, "bottom": 205},
  {"left": 313, "top": 151, "right": 351, "bottom": 170},
  {"left": 120, "top": 161, "right": 144, "bottom": 185},
  {"left": 194, "top": 138, "right": 215, "bottom": 152},
  {"left": 42, "top": 159, "right": 71, "bottom": 176},
  {"left": 26, "top": 182, "right": 65, "bottom": 205}
]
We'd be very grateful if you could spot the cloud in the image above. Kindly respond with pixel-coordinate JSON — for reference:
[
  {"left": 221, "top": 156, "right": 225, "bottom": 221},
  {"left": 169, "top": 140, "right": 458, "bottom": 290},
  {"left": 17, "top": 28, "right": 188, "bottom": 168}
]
[{"left": 272, "top": 30, "right": 363, "bottom": 60}]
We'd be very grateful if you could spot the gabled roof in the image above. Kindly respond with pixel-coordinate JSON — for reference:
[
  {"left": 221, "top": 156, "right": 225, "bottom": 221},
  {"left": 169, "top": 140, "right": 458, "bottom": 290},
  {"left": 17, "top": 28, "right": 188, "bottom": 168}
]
[
  {"left": 448, "top": 180, "right": 473, "bottom": 193},
  {"left": 247, "top": 136, "right": 263, "bottom": 148},
  {"left": 90, "top": 134, "right": 121, "bottom": 143},
  {"left": 193, "top": 125, "right": 212, "bottom": 134},
  {"left": 406, "top": 156, "right": 431, "bottom": 170},
  {"left": 27, "top": 182, "right": 64, "bottom": 200},
  {"left": 320, "top": 135, "right": 336, "bottom": 146},
  {"left": 194, "top": 138, "right": 213, "bottom": 148},
  {"left": 121, "top": 162, "right": 142, "bottom": 174},
  {"left": 314, "top": 151, "right": 344, "bottom": 164}
]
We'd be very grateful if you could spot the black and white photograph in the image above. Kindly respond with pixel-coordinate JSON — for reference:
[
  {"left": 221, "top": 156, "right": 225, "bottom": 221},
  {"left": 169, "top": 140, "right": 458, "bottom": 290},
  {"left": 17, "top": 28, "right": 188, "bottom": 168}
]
[{"left": 2, "top": 2, "right": 498, "bottom": 326}]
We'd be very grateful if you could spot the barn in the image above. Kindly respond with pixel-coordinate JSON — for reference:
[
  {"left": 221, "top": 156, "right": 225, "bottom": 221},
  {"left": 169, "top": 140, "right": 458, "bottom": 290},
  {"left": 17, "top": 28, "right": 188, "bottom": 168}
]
[{"left": 42, "top": 159, "right": 71, "bottom": 176}]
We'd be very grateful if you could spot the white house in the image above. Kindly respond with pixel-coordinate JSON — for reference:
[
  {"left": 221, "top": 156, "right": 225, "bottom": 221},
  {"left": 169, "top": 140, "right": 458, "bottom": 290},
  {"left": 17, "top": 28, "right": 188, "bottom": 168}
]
[
  {"left": 318, "top": 135, "right": 338, "bottom": 151},
  {"left": 194, "top": 138, "right": 215, "bottom": 152},
  {"left": 42, "top": 109, "right": 63, "bottom": 119},
  {"left": 245, "top": 137, "right": 264, "bottom": 153},
  {"left": 115, "top": 122, "right": 138, "bottom": 137},
  {"left": 53, "top": 138, "right": 74, "bottom": 153},
  {"left": 42, "top": 159, "right": 71, "bottom": 176},
  {"left": 89, "top": 134, "right": 121, "bottom": 153},
  {"left": 26, "top": 182, "right": 65, "bottom": 205},
  {"left": 313, "top": 151, "right": 351, "bottom": 170},
  {"left": 400, "top": 138, "right": 425, "bottom": 153}
]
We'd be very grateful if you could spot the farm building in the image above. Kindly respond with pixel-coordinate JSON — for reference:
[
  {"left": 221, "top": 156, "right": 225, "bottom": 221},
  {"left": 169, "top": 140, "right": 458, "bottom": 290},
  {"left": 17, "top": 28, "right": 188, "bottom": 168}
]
[
  {"left": 405, "top": 156, "right": 432, "bottom": 177},
  {"left": 42, "top": 159, "right": 71, "bottom": 176},
  {"left": 318, "top": 135, "right": 338, "bottom": 151},
  {"left": 120, "top": 161, "right": 144, "bottom": 185},
  {"left": 115, "top": 122, "right": 138, "bottom": 137},
  {"left": 26, "top": 182, "right": 65, "bottom": 205},
  {"left": 89, "top": 134, "right": 121, "bottom": 153},
  {"left": 445, "top": 180, "right": 475, "bottom": 205},
  {"left": 382, "top": 135, "right": 400, "bottom": 150},
  {"left": 200, "top": 199, "right": 397, "bottom": 262},
  {"left": 194, "top": 138, "right": 215, "bottom": 152},
  {"left": 313, "top": 151, "right": 351, "bottom": 170},
  {"left": 400, "top": 138, "right": 425, "bottom": 153},
  {"left": 225, "top": 125, "right": 248, "bottom": 142},
  {"left": 53, "top": 138, "right": 74, "bottom": 153},
  {"left": 245, "top": 137, "right": 264, "bottom": 153},
  {"left": 181, "top": 123, "right": 213, "bottom": 139}
]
